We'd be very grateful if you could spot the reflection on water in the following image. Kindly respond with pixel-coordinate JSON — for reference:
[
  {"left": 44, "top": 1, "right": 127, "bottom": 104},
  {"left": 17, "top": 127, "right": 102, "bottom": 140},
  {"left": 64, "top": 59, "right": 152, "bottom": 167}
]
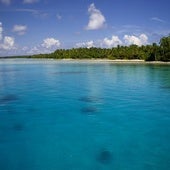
[{"left": 79, "top": 96, "right": 103, "bottom": 103}]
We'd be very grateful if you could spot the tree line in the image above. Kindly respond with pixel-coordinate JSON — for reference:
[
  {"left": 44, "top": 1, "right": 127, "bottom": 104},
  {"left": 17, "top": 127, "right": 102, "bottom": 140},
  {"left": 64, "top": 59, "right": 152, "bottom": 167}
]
[{"left": 31, "top": 35, "right": 170, "bottom": 61}]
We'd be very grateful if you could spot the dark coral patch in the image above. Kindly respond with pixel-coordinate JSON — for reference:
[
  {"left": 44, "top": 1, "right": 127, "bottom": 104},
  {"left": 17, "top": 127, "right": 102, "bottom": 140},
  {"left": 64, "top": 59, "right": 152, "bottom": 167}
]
[
  {"left": 13, "top": 123, "right": 24, "bottom": 131},
  {"left": 0, "top": 94, "right": 19, "bottom": 104},
  {"left": 81, "top": 107, "right": 98, "bottom": 115},
  {"left": 97, "top": 150, "right": 113, "bottom": 164},
  {"left": 6, "top": 106, "right": 17, "bottom": 114},
  {"left": 160, "top": 85, "right": 170, "bottom": 89}
]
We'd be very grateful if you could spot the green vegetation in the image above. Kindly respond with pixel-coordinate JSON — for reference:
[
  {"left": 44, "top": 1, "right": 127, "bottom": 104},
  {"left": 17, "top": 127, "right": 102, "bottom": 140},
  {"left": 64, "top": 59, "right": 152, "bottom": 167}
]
[{"left": 32, "top": 35, "right": 170, "bottom": 61}]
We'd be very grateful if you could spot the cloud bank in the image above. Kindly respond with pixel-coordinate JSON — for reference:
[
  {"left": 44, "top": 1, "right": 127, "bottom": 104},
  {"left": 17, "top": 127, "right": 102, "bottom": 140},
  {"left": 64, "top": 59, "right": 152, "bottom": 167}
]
[
  {"left": 123, "top": 34, "right": 148, "bottom": 46},
  {"left": 0, "top": 19, "right": 149, "bottom": 56},
  {"left": 103, "top": 36, "right": 122, "bottom": 47},
  {"left": 76, "top": 34, "right": 148, "bottom": 49},
  {"left": 76, "top": 40, "right": 94, "bottom": 48}
]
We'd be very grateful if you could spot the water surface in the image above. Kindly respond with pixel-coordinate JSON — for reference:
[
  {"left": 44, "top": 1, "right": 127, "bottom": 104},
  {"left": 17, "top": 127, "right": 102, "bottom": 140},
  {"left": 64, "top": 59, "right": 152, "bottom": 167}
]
[{"left": 0, "top": 59, "right": 170, "bottom": 170}]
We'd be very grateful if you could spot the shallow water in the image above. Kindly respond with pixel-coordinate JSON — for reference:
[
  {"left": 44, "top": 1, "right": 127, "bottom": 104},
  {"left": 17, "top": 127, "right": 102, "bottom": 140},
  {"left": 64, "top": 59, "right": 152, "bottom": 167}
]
[{"left": 0, "top": 59, "right": 170, "bottom": 170}]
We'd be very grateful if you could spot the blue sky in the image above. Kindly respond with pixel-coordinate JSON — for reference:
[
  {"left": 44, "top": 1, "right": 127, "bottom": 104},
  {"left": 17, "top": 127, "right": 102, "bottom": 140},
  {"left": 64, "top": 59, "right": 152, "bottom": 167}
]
[{"left": 0, "top": 0, "right": 170, "bottom": 56}]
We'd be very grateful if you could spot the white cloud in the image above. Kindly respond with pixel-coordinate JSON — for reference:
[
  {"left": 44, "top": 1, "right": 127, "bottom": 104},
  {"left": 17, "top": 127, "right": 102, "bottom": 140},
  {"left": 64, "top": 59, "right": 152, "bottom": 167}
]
[
  {"left": 0, "top": 22, "right": 16, "bottom": 54},
  {"left": 3, "top": 36, "right": 15, "bottom": 50},
  {"left": 56, "top": 14, "right": 62, "bottom": 20},
  {"left": 16, "top": 8, "right": 38, "bottom": 13},
  {"left": 16, "top": 9, "right": 48, "bottom": 19},
  {"left": 123, "top": 34, "right": 148, "bottom": 46},
  {"left": 139, "top": 34, "right": 148, "bottom": 44},
  {"left": 76, "top": 40, "right": 95, "bottom": 48},
  {"left": 0, "top": 22, "right": 3, "bottom": 40},
  {"left": 103, "top": 35, "right": 122, "bottom": 48},
  {"left": 23, "top": 0, "right": 39, "bottom": 4},
  {"left": 18, "top": 38, "right": 61, "bottom": 55},
  {"left": 0, "top": 36, "right": 15, "bottom": 50},
  {"left": 151, "top": 17, "right": 165, "bottom": 23},
  {"left": 21, "top": 46, "right": 29, "bottom": 51},
  {"left": 27, "top": 46, "right": 39, "bottom": 54},
  {"left": 86, "top": 41, "right": 95, "bottom": 48},
  {"left": 13, "top": 25, "right": 27, "bottom": 35},
  {"left": 41, "top": 38, "right": 61, "bottom": 49},
  {"left": 86, "top": 3, "right": 106, "bottom": 30},
  {"left": 0, "top": 0, "right": 10, "bottom": 5}
]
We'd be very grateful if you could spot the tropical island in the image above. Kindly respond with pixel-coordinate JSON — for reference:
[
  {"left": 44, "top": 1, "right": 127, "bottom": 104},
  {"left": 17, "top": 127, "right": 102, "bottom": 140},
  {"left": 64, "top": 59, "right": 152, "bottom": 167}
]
[
  {"left": 1, "top": 35, "right": 170, "bottom": 62},
  {"left": 30, "top": 35, "right": 170, "bottom": 62}
]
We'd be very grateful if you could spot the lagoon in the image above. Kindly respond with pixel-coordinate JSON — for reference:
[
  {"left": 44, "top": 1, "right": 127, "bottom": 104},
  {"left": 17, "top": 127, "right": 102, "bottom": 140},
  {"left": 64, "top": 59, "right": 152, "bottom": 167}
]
[{"left": 0, "top": 59, "right": 170, "bottom": 170}]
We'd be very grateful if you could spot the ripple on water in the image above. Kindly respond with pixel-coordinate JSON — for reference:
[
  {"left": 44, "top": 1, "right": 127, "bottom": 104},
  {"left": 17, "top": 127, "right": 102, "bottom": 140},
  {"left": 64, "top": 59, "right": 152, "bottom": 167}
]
[
  {"left": 79, "top": 96, "right": 103, "bottom": 103},
  {"left": 52, "top": 71, "right": 86, "bottom": 75}
]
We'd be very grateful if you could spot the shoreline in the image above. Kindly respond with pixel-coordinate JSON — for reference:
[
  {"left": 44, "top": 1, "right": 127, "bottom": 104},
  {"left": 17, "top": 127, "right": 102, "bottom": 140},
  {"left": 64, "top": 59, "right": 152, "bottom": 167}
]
[{"left": 0, "top": 58, "right": 170, "bottom": 64}]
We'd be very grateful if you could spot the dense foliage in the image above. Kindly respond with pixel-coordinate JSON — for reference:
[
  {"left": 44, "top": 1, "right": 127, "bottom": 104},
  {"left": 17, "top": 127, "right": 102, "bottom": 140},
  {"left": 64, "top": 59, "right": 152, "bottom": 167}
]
[{"left": 32, "top": 35, "right": 170, "bottom": 61}]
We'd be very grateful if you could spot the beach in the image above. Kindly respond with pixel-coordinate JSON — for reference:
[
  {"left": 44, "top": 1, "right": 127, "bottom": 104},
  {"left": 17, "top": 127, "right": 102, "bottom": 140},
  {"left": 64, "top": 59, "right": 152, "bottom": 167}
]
[{"left": 0, "top": 58, "right": 170, "bottom": 65}]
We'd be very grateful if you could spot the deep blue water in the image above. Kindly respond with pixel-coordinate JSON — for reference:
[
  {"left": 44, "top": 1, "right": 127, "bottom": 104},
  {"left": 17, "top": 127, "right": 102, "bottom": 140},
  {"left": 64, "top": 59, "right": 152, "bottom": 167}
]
[{"left": 0, "top": 59, "right": 170, "bottom": 170}]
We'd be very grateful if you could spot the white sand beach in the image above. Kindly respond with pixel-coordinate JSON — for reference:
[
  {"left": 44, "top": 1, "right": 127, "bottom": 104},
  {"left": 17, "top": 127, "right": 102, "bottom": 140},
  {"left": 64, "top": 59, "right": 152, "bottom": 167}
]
[{"left": 0, "top": 58, "right": 170, "bottom": 65}]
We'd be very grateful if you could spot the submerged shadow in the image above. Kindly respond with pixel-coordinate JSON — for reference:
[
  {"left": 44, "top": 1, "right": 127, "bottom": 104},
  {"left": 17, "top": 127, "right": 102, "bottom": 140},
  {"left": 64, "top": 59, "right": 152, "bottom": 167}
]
[
  {"left": 13, "top": 123, "right": 24, "bottom": 131},
  {"left": 160, "top": 85, "right": 170, "bottom": 90},
  {"left": 81, "top": 107, "right": 98, "bottom": 115},
  {"left": 0, "top": 94, "right": 19, "bottom": 104},
  {"left": 96, "top": 149, "right": 113, "bottom": 164}
]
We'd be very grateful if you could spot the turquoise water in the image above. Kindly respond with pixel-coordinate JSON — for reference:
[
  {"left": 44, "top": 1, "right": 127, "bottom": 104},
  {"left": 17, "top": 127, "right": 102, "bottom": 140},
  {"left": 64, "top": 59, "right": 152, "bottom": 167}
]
[{"left": 0, "top": 59, "right": 170, "bottom": 170}]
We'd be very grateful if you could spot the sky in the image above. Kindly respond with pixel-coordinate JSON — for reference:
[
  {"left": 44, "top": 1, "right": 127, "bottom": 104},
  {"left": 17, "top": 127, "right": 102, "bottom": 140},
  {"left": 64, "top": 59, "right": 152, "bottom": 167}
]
[{"left": 0, "top": 0, "right": 170, "bottom": 56}]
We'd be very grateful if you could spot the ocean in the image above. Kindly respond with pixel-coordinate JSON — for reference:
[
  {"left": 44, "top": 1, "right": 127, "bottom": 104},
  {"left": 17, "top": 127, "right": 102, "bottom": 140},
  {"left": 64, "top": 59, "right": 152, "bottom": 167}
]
[{"left": 0, "top": 59, "right": 170, "bottom": 170}]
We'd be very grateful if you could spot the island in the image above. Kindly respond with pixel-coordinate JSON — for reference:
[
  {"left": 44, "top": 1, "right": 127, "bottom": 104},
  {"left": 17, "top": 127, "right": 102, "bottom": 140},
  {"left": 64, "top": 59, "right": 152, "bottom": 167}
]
[{"left": 1, "top": 35, "right": 170, "bottom": 62}]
